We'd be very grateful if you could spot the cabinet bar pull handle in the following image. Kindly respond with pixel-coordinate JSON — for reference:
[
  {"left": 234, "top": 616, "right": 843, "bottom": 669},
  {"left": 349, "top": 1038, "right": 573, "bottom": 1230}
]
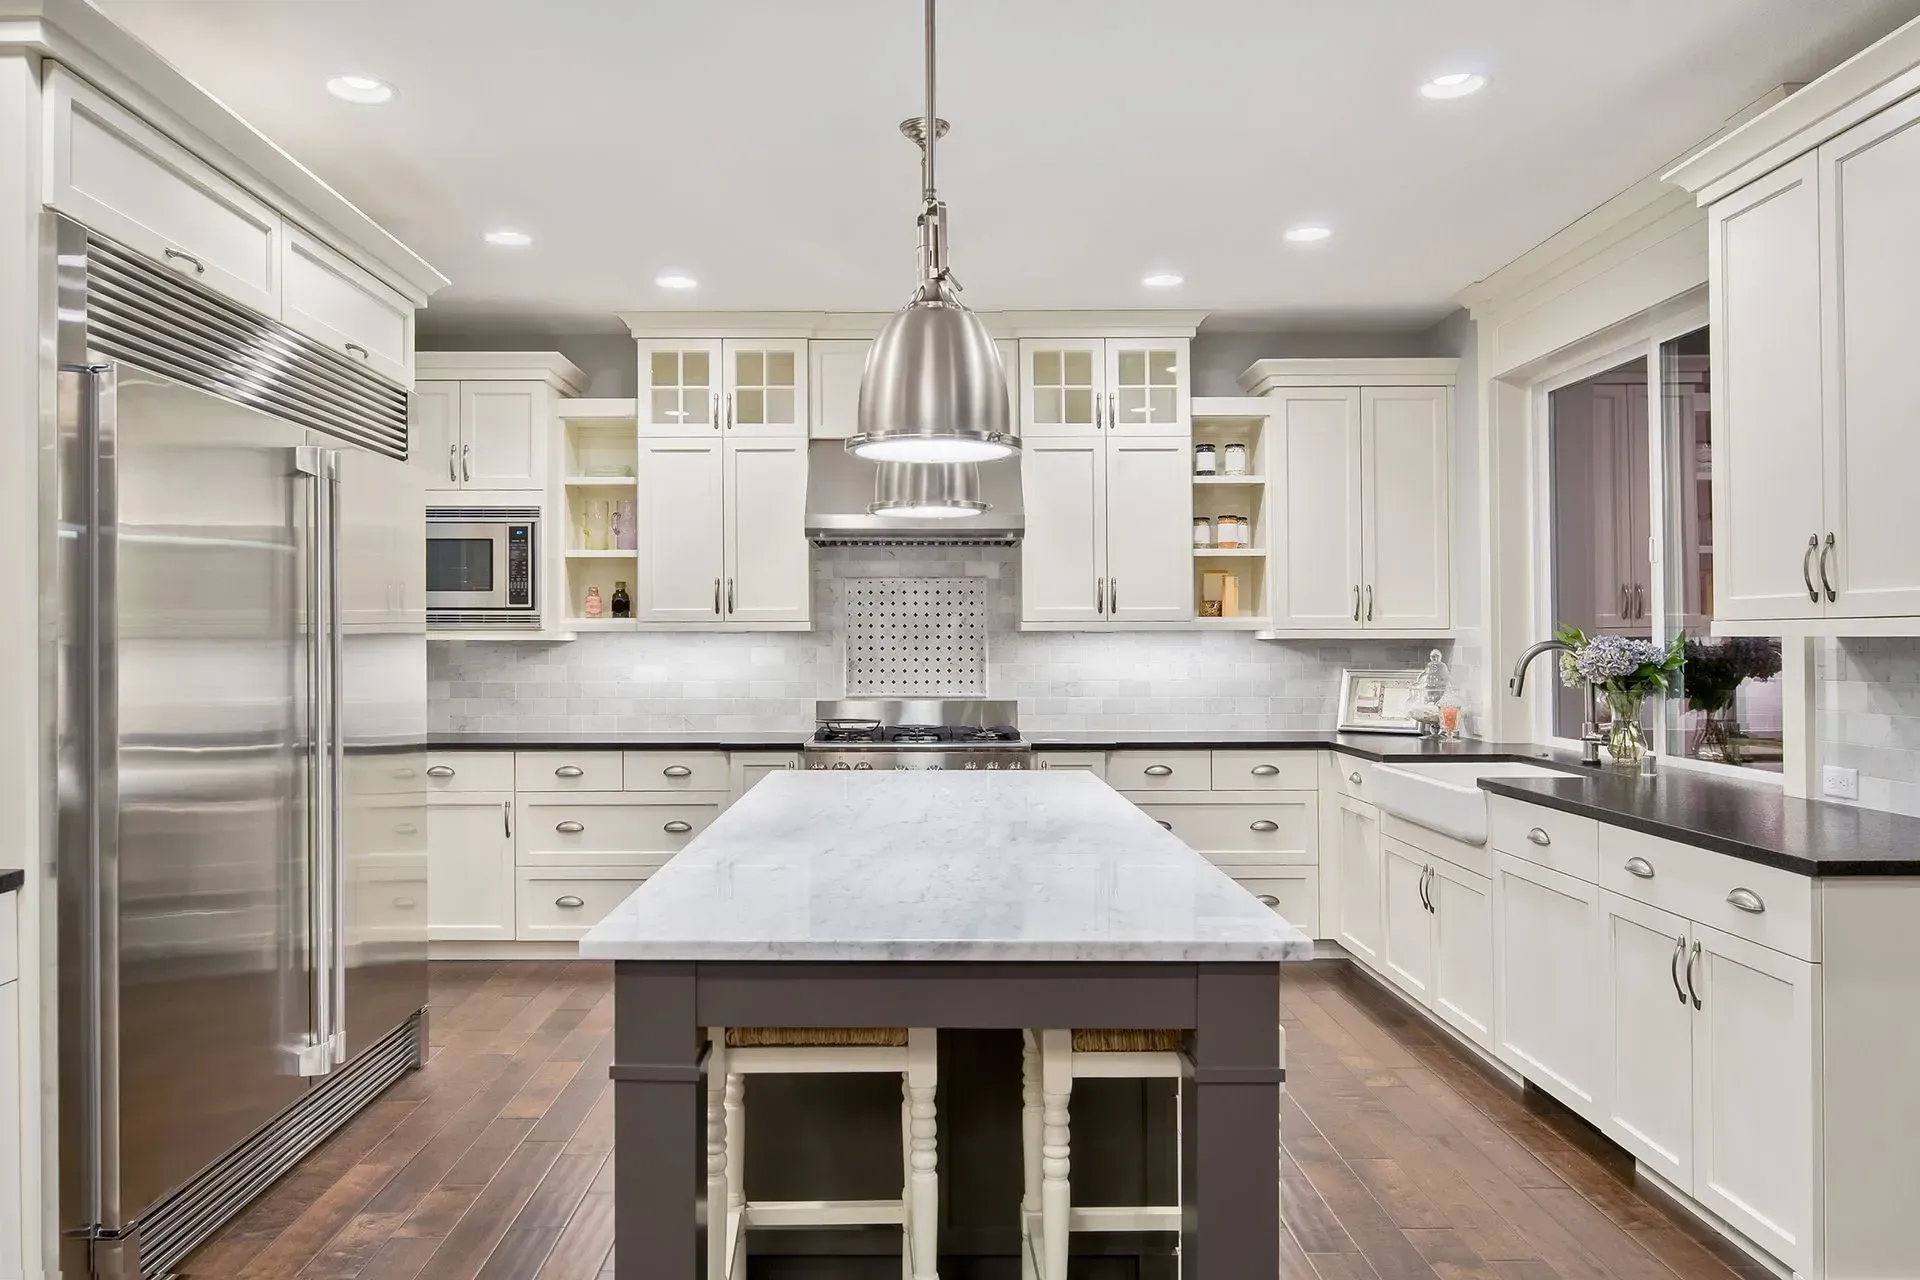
[
  {"left": 1109, "top": 578, "right": 1117, "bottom": 611},
  {"left": 1624, "top": 856, "right": 1655, "bottom": 879},
  {"left": 1352, "top": 585, "right": 1361, "bottom": 622},
  {"left": 727, "top": 578, "right": 735, "bottom": 614},
  {"left": 426, "top": 765, "right": 455, "bottom": 778},
  {"left": 1250, "top": 819, "right": 1279, "bottom": 832},
  {"left": 1108, "top": 391, "right": 1117, "bottom": 429},
  {"left": 1802, "top": 535, "right": 1820, "bottom": 603},
  {"left": 1526, "top": 827, "right": 1551, "bottom": 847},
  {"left": 713, "top": 578, "right": 722, "bottom": 615},
  {"left": 344, "top": 342, "right": 369, "bottom": 360},
  {"left": 555, "top": 895, "right": 585, "bottom": 909},
  {"left": 1634, "top": 583, "right": 1644, "bottom": 620},
  {"left": 1347, "top": 771, "right": 1362, "bottom": 786},
  {"left": 1365, "top": 584, "right": 1374, "bottom": 622},
  {"left": 556, "top": 820, "right": 584, "bottom": 834},
  {"left": 1144, "top": 764, "right": 1173, "bottom": 777},
  {"left": 1685, "top": 940, "right": 1703, "bottom": 1009},
  {"left": 726, "top": 391, "right": 733, "bottom": 430},
  {"left": 663, "top": 764, "right": 694, "bottom": 778},
  {"left": 1670, "top": 935, "right": 1688, "bottom": 1004},
  {"left": 1819, "top": 533, "right": 1837, "bottom": 604},
  {"left": 554, "top": 765, "right": 585, "bottom": 778},
  {"left": 1156, "top": 819, "right": 1173, "bottom": 830},
  {"left": 1095, "top": 578, "right": 1105, "bottom": 614},
  {"left": 1726, "top": 887, "right": 1765, "bottom": 914},
  {"left": 1621, "top": 583, "right": 1631, "bottom": 619},
  {"left": 448, "top": 443, "right": 458, "bottom": 483},
  {"left": 163, "top": 247, "right": 205, "bottom": 274},
  {"left": 461, "top": 443, "right": 472, "bottom": 482},
  {"left": 664, "top": 820, "right": 693, "bottom": 834},
  {"left": 1417, "top": 866, "right": 1431, "bottom": 912},
  {"left": 1250, "top": 764, "right": 1280, "bottom": 777},
  {"left": 503, "top": 801, "right": 512, "bottom": 838},
  {"left": 1257, "top": 895, "right": 1280, "bottom": 908}
]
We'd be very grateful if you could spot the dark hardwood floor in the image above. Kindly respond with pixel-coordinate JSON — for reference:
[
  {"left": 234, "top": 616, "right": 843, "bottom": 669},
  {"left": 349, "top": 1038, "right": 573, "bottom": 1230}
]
[{"left": 180, "top": 960, "right": 1774, "bottom": 1280}]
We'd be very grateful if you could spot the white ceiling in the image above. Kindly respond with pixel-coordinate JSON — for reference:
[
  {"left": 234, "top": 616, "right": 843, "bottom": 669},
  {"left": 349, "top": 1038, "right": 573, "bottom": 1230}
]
[{"left": 99, "top": 0, "right": 1920, "bottom": 332}]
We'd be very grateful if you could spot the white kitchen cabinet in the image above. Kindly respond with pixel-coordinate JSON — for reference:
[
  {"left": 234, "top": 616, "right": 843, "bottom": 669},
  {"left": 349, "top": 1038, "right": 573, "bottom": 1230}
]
[
  {"left": 1428, "top": 856, "right": 1493, "bottom": 1050},
  {"left": 637, "top": 438, "right": 726, "bottom": 622},
  {"left": 1601, "top": 890, "right": 1695, "bottom": 1188},
  {"left": 280, "top": 227, "right": 415, "bottom": 385},
  {"left": 1021, "top": 438, "right": 1108, "bottom": 625},
  {"left": 460, "top": 382, "right": 548, "bottom": 490},
  {"left": 809, "top": 339, "right": 870, "bottom": 440},
  {"left": 415, "top": 356, "right": 581, "bottom": 494},
  {"left": 638, "top": 340, "right": 722, "bottom": 434},
  {"left": 1360, "top": 387, "right": 1452, "bottom": 631},
  {"left": 427, "top": 793, "right": 516, "bottom": 941},
  {"left": 728, "top": 752, "right": 800, "bottom": 806},
  {"left": 1493, "top": 850, "right": 1604, "bottom": 1117},
  {"left": 44, "top": 66, "right": 281, "bottom": 315},
  {"left": 1379, "top": 838, "right": 1434, "bottom": 1003},
  {"left": 1105, "top": 340, "right": 1191, "bottom": 435},
  {"left": 1329, "top": 795, "right": 1383, "bottom": 968},
  {"left": 1586, "top": 382, "right": 1653, "bottom": 633},
  {"left": 1707, "top": 154, "right": 1826, "bottom": 625},
  {"left": 1021, "top": 434, "right": 1190, "bottom": 627},
  {"left": 1689, "top": 923, "right": 1818, "bottom": 1275},
  {"left": 1019, "top": 338, "right": 1189, "bottom": 437},
  {"left": 1271, "top": 389, "right": 1362, "bottom": 630},
  {"left": 724, "top": 439, "right": 811, "bottom": 624},
  {"left": 409, "top": 382, "right": 460, "bottom": 488},
  {"left": 640, "top": 340, "right": 808, "bottom": 437},
  {"left": 1104, "top": 436, "right": 1193, "bottom": 622},
  {"left": 1020, "top": 340, "right": 1107, "bottom": 436}
]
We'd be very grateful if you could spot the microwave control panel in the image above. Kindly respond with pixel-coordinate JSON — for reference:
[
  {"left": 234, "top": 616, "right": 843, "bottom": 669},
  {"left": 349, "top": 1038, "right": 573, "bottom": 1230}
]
[{"left": 507, "top": 524, "right": 533, "bottom": 607}]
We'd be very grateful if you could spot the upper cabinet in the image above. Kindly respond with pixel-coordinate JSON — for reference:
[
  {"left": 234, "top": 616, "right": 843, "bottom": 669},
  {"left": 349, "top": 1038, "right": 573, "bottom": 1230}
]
[
  {"left": 414, "top": 354, "right": 586, "bottom": 493},
  {"left": 280, "top": 229, "right": 416, "bottom": 385},
  {"left": 811, "top": 337, "right": 1017, "bottom": 439},
  {"left": 1019, "top": 338, "right": 1190, "bottom": 436},
  {"left": 638, "top": 339, "right": 807, "bottom": 437},
  {"left": 1242, "top": 361, "right": 1457, "bottom": 637}
]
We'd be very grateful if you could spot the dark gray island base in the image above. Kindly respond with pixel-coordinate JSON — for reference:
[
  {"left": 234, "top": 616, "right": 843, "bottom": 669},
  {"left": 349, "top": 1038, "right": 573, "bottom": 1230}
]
[{"left": 611, "top": 959, "right": 1282, "bottom": 1279}]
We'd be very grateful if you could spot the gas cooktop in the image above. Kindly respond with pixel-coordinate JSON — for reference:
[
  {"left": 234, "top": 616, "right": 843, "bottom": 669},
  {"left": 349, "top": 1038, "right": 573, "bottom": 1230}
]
[{"left": 803, "top": 699, "right": 1032, "bottom": 770}]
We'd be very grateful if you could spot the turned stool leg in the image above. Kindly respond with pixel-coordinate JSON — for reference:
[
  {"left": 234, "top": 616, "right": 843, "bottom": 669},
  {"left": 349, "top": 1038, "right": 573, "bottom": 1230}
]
[
  {"left": 706, "top": 1035, "right": 729, "bottom": 1280},
  {"left": 905, "top": 1028, "right": 938, "bottom": 1280},
  {"left": 724, "top": 1071, "right": 744, "bottom": 1277},
  {"left": 1039, "top": 1029, "right": 1072, "bottom": 1280},
  {"left": 1020, "top": 1032, "right": 1042, "bottom": 1280}
]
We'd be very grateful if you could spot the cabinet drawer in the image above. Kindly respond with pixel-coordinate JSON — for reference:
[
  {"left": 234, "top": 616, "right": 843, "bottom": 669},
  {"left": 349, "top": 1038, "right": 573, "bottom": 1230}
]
[
  {"left": 46, "top": 67, "right": 281, "bottom": 315},
  {"left": 350, "top": 852, "right": 427, "bottom": 943},
  {"left": 425, "top": 751, "right": 515, "bottom": 793},
  {"left": 1600, "top": 826, "right": 1818, "bottom": 962},
  {"left": 1108, "top": 750, "right": 1211, "bottom": 792},
  {"left": 0, "top": 893, "right": 16, "bottom": 985},
  {"left": 1322, "top": 753, "right": 1375, "bottom": 801},
  {"left": 1380, "top": 811, "right": 1491, "bottom": 880},
  {"left": 281, "top": 227, "right": 414, "bottom": 385},
  {"left": 346, "top": 751, "right": 430, "bottom": 796},
  {"left": 623, "top": 750, "right": 729, "bottom": 793},
  {"left": 515, "top": 750, "right": 624, "bottom": 792},
  {"left": 515, "top": 794, "right": 718, "bottom": 868},
  {"left": 516, "top": 867, "right": 647, "bottom": 942},
  {"left": 1489, "top": 797, "right": 1599, "bottom": 882},
  {"left": 1133, "top": 796, "right": 1317, "bottom": 863},
  {"left": 1218, "top": 867, "right": 1319, "bottom": 939},
  {"left": 1034, "top": 751, "right": 1107, "bottom": 780},
  {"left": 1212, "top": 749, "right": 1317, "bottom": 791}
]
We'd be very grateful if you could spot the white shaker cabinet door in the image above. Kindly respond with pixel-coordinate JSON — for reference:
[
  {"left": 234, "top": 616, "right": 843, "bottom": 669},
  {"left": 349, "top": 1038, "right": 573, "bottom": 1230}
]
[
  {"left": 722, "top": 339, "right": 808, "bottom": 437},
  {"left": 1273, "top": 389, "right": 1364, "bottom": 630},
  {"left": 1379, "top": 839, "right": 1435, "bottom": 1004},
  {"left": 809, "top": 339, "right": 870, "bottom": 440},
  {"left": 1360, "top": 386, "right": 1451, "bottom": 631},
  {"left": 1429, "top": 857, "right": 1493, "bottom": 1052},
  {"left": 1708, "top": 153, "right": 1826, "bottom": 623},
  {"left": 1600, "top": 890, "right": 1695, "bottom": 1189},
  {"left": 639, "top": 341, "right": 723, "bottom": 436},
  {"left": 1689, "top": 923, "right": 1818, "bottom": 1277},
  {"left": 1820, "top": 93, "right": 1920, "bottom": 618},
  {"left": 1021, "top": 438, "right": 1107, "bottom": 624},
  {"left": 1330, "top": 796, "right": 1383, "bottom": 969},
  {"left": 411, "top": 381, "right": 461, "bottom": 491},
  {"left": 1493, "top": 852, "right": 1605, "bottom": 1119},
  {"left": 280, "top": 227, "right": 414, "bottom": 386},
  {"left": 1104, "top": 339, "right": 1191, "bottom": 436},
  {"left": 427, "top": 794, "right": 515, "bottom": 941},
  {"left": 638, "top": 439, "right": 726, "bottom": 622},
  {"left": 1104, "top": 436, "right": 1193, "bottom": 623},
  {"left": 459, "top": 381, "right": 547, "bottom": 490},
  {"left": 723, "top": 439, "right": 811, "bottom": 625},
  {"left": 1020, "top": 340, "right": 1106, "bottom": 437}
]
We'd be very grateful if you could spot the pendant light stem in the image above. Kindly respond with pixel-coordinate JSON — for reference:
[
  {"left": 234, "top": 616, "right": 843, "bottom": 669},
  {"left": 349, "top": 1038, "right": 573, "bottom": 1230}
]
[{"left": 923, "top": 0, "right": 937, "bottom": 204}]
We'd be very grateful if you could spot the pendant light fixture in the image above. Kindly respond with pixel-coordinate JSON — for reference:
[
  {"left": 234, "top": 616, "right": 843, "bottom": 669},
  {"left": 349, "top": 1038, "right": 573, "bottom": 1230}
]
[
  {"left": 850, "top": 0, "right": 1015, "bottom": 466},
  {"left": 869, "top": 461, "right": 988, "bottom": 518}
]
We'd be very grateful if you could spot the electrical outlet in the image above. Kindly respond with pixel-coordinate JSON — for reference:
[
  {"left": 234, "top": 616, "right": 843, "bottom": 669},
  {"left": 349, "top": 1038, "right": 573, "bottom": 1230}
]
[{"left": 1822, "top": 765, "right": 1860, "bottom": 800}]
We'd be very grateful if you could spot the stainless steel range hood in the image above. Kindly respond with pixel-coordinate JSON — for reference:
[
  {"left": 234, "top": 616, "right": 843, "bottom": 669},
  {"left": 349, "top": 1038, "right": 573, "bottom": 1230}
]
[{"left": 805, "top": 440, "right": 1022, "bottom": 545}]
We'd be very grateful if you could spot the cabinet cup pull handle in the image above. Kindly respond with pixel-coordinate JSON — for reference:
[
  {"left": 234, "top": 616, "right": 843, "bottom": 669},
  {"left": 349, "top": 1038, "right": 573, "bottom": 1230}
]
[
  {"left": 1726, "top": 887, "right": 1765, "bottom": 914},
  {"left": 1250, "top": 764, "right": 1280, "bottom": 777},
  {"left": 163, "top": 247, "right": 205, "bottom": 274},
  {"left": 1819, "top": 533, "right": 1837, "bottom": 604},
  {"left": 1250, "top": 819, "right": 1280, "bottom": 832},
  {"left": 1144, "top": 764, "right": 1173, "bottom": 777},
  {"left": 663, "top": 764, "right": 694, "bottom": 778},
  {"left": 555, "top": 820, "right": 585, "bottom": 834},
  {"left": 393, "top": 767, "right": 417, "bottom": 779},
  {"left": 1802, "top": 535, "right": 1819, "bottom": 603},
  {"left": 393, "top": 896, "right": 417, "bottom": 910},
  {"left": 1624, "top": 856, "right": 1655, "bottom": 879},
  {"left": 1257, "top": 895, "right": 1280, "bottom": 908},
  {"left": 1686, "top": 940, "right": 1703, "bottom": 1009},
  {"left": 426, "top": 765, "right": 455, "bottom": 778},
  {"left": 555, "top": 895, "right": 585, "bottom": 909},
  {"left": 1347, "top": 771, "right": 1362, "bottom": 786},
  {"left": 1156, "top": 820, "right": 1173, "bottom": 830},
  {"left": 1670, "top": 935, "right": 1688, "bottom": 1004},
  {"left": 344, "top": 342, "right": 369, "bottom": 360},
  {"left": 555, "top": 765, "right": 585, "bottom": 778},
  {"left": 1526, "top": 827, "right": 1551, "bottom": 847},
  {"left": 393, "top": 823, "right": 418, "bottom": 836},
  {"left": 664, "top": 820, "right": 693, "bottom": 834}
]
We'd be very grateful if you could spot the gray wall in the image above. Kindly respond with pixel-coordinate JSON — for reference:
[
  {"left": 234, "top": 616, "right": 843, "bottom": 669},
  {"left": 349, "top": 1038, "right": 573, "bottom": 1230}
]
[
  {"left": 417, "top": 324, "right": 638, "bottom": 396},
  {"left": 1189, "top": 325, "right": 1446, "bottom": 398}
]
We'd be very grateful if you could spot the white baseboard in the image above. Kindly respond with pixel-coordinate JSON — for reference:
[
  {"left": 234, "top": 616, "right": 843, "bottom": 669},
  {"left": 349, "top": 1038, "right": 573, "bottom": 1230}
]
[
  {"left": 1330, "top": 956, "right": 1523, "bottom": 1087},
  {"left": 429, "top": 941, "right": 587, "bottom": 961},
  {"left": 1634, "top": 1166, "right": 1794, "bottom": 1279}
]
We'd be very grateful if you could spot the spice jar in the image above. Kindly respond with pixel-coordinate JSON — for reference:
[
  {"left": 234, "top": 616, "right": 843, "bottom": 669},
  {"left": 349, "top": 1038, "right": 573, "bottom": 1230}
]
[
  {"left": 1193, "top": 443, "right": 1217, "bottom": 476},
  {"left": 1192, "top": 516, "right": 1214, "bottom": 548},
  {"left": 611, "top": 580, "right": 632, "bottom": 618},
  {"left": 583, "top": 586, "right": 603, "bottom": 618},
  {"left": 1223, "top": 442, "right": 1249, "bottom": 476},
  {"left": 1216, "top": 515, "right": 1247, "bottom": 549}
]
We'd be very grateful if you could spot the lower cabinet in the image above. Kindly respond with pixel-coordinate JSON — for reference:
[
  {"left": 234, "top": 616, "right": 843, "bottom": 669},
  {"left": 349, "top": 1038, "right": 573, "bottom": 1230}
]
[
  {"left": 728, "top": 752, "right": 800, "bottom": 807},
  {"left": 1227, "top": 868, "right": 1320, "bottom": 940},
  {"left": 1493, "top": 850, "right": 1605, "bottom": 1116},
  {"left": 515, "top": 867, "right": 653, "bottom": 943},
  {"left": 1375, "top": 836, "right": 1492, "bottom": 1052},
  {"left": 1602, "top": 890, "right": 1695, "bottom": 1187},
  {"left": 426, "top": 791, "right": 516, "bottom": 941},
  {"left": 1329, "top": 794, "right": 1383, "bottom": 967},
  {"left": 1380, "top": 838, "right": 1435, "bottom": 1003}
]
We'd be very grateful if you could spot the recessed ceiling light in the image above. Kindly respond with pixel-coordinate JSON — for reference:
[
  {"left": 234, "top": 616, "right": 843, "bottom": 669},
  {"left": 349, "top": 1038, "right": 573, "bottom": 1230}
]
[
  {"left": 325, "top": 75, "right": 393, "bottom": 105},
  {"left": 483, "top": 229, "right": 532, "bottom": 247},
  {"left": 1420, "top": 72, "right": 1486, "bottom": 100},
  {"left": 1142, "top": 273, "right": 1184, "bottom": 288},
  {"left": 1283, "top": 226, "right": 1333, "bottom": 244},
  {"left": 655, "top": 274, "right": 699, "bottom": 290}
]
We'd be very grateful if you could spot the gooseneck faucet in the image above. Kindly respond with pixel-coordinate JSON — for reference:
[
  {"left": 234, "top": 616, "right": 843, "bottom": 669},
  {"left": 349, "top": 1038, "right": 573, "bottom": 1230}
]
[{"left": 1509, "top": 639, "right": 1605, "bottom": 766}]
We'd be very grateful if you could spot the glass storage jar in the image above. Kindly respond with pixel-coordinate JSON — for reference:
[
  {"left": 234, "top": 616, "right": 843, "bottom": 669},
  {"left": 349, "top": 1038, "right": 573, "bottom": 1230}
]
[
  {"left": 1192, "top": 517, "right": 1214, "bottom": 548},
  {"left": 1216, "top": 515, "right": 1247, "bottom": 549},
  {"left": 1193, "top": 443, "right": 1217, "bottom": 476},
  {"left": 1223, "top": 442, "right": 1249, "bottom": 475}
]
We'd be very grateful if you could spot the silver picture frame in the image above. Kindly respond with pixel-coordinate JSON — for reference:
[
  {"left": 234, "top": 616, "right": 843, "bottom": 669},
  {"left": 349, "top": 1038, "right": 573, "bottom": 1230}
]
[{"left": 1337, "top": 668, "right": 1425, "bottom": 735}]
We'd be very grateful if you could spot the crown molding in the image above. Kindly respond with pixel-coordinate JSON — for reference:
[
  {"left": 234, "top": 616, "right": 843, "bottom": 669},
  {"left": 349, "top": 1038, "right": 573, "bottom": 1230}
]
[
  {"left": 415, "top": 351, "right": 587, "bottom": 392},
  {"left": 1238, "top": 358, "right": 1460, "bottom": 394},
  {"left": 619, "top": 309, "right": 1210, "bottom": 341}
]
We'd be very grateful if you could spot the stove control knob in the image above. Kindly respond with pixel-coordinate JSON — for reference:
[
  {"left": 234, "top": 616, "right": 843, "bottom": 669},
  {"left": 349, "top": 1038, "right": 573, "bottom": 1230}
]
[
  {"left": 832, "top": 761, "right": 851, "bottom": 770},
  {"left": 964, "top": 761, "right": 979, "bottom": 770},
  {"left": 809, "top": 762, "right": 827, "bottom": 771},
  {"left": 986, "top": 760, "right": 1001, "bottom": 770},
  {"left": 927, "top": 762, "right": 943, "bottom": 770},
  {"left": 1010, "top": 759, "right": 1027, "bottom": 769},
  {"left": 854, "top": 761, "right": 873, "bottom": 770}
]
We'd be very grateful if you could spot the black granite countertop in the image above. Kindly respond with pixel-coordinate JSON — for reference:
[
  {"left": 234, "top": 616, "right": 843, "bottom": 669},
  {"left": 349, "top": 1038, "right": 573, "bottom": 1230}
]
[
  {"left": 0, "top": 869, "right": 22, "bottom": 895},
  {"left": 1030, "top": 731, "right": 1587, "bottom": 767},
  {"left": 429, "top": 731, "right": 811, "bottom": 751},
  {"left": 1479, "top": 772, "right": 1920, "bottom": 877}
]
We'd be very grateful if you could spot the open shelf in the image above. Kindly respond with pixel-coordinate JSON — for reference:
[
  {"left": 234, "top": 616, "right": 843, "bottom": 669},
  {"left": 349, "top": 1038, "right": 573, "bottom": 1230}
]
[
  {"left": 566, "top": 549, "right": 637, "bottom": 560},
  {"left": 1194, "top": 547, "right": 1265, "bottom": 558},
  {"left": 565, "top": 475, "right": 639, "bottom": 488},
  {"left": 558, "top": 397, "right": 640, "bottom": 422},
  {"left": 1194, "top": 475, "right": 1266, "bottom": 486}
]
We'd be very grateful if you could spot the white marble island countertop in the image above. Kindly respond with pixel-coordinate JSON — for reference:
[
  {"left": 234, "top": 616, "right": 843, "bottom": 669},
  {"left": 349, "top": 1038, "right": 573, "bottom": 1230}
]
[{"left": 580, "top": 771, "right": 1313, "bottom": 963}]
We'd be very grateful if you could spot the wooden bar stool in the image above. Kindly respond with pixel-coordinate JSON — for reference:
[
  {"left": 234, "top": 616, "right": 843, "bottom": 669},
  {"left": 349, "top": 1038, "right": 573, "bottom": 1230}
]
[
  {"left": 705, "top": 1026, "right": 939, "bottom": 1280},
  {"left": 1020, "top": 1028, "right": 1188, "bottom": 1280}
]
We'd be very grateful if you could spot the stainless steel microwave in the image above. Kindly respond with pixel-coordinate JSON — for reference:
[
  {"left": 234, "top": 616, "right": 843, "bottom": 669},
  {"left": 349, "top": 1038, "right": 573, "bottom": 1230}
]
[{"left": 426, "top": 506, "right": 539, "bottom": 628}]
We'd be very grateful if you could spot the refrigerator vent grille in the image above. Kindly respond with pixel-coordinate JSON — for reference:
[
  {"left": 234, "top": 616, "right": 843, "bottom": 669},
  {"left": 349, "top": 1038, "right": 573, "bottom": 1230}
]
[{"left": 84, "top": 235, "right": 411, "bottom": 461}]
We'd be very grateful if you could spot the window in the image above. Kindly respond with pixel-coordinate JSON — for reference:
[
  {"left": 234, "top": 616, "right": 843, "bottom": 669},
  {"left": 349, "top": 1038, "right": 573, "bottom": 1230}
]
[{"left": 1543, "top": 327, "right": 1781, "bottom": 772}]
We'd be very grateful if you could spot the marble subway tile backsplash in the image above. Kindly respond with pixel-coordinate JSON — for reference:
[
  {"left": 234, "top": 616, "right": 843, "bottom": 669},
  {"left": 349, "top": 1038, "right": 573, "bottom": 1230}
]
[
  {"left": 430, "top": 545, "right": 1455, "bottom": 736},
  {"left": 1817, "top": 637, "right": 1920, "bottom": 816}
]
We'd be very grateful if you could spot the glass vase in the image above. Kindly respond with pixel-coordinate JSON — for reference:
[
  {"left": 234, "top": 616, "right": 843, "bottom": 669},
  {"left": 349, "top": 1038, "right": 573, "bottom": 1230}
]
[
  {"left": 1693, "top": 705, "right": 1742, "bottom": 765},
  {"left": 1603, "top": 690, "right": 1647, "bottom": 769}
]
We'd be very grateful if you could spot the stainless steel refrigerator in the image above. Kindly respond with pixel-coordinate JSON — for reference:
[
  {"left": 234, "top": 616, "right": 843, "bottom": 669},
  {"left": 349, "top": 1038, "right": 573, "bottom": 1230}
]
[{"left": 54, "top": 218, "right": 429, "bottom": 1280}]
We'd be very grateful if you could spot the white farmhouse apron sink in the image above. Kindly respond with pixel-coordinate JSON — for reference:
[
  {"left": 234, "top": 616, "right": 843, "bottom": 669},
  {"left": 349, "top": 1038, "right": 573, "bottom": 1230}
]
[{"left": 1370, "top": 761, "right": 1574, "bottom": 845}]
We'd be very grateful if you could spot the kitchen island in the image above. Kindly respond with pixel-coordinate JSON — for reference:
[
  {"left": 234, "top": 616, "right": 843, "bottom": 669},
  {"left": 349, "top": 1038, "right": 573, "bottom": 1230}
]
[{"left": 581, "top": 769, "right": 1311, "bottom": 1279}]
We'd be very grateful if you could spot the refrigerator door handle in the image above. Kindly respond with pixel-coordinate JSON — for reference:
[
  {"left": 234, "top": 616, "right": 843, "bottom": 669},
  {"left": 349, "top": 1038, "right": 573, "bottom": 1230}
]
[
  {"left": 292, "top": 446, "right": 335, "bottom": 1076},
  {"left": 325, "top": 450, "right": 347, "bottom": 1066}
]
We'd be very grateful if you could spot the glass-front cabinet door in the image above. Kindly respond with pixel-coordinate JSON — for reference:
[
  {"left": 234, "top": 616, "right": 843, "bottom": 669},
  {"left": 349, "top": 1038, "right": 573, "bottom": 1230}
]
[
  {"left": 638, "top": 340, "right": 722, "bottom": 435},
  {"left": 1019, "top": 340, "right": 1105, "bottom": 436},
  {"left": 1105, "top": 339, "right": 1190, "bottom": 435},
  {"left": 722, "top": 340, "right": 808, "bottom": 436}
]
